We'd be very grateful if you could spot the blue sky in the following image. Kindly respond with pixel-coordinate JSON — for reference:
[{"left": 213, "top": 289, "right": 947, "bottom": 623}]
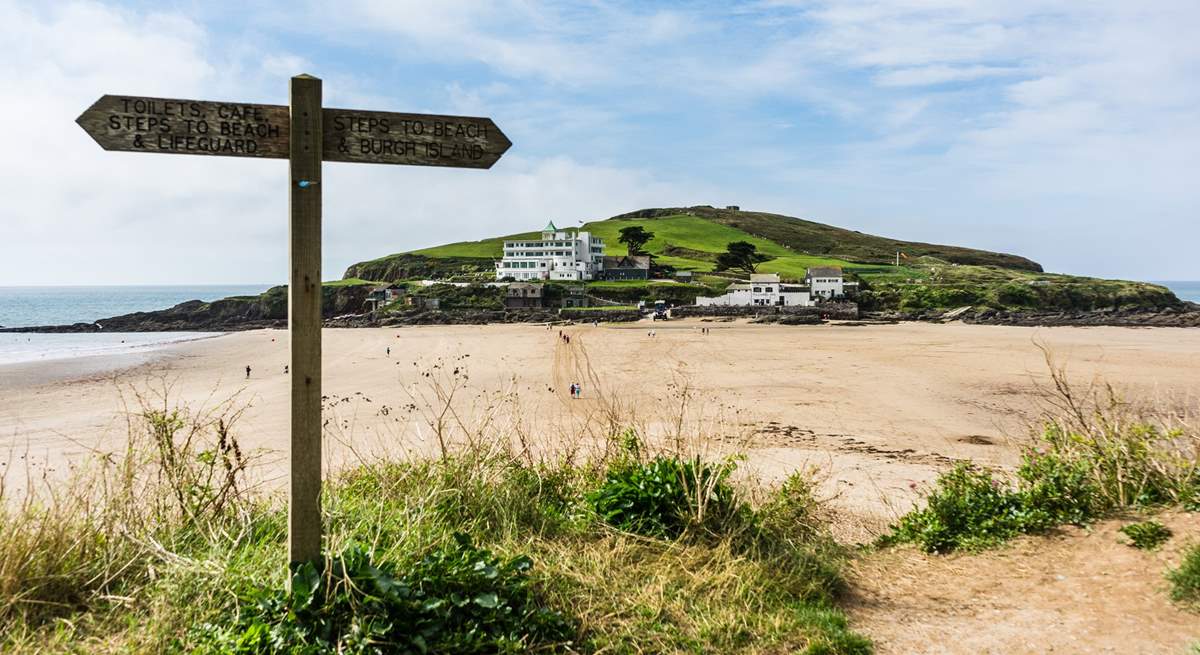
[{"left": 1, "top": 1, "right": 1197, "bottom": 284}]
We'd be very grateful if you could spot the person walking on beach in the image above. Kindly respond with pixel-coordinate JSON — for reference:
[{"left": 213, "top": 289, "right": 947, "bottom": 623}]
[
  {"left": 568, "top": 383, "right": 577, "bottom": 398},
  {"left": 575, "top": 382, "right": 582, "bottom": 399},
  {"left": 386, "top": 346, "right": 390, "bottom": 357},
  {"left": 245, "top": 365, "right": 251, "bottom": 379}
]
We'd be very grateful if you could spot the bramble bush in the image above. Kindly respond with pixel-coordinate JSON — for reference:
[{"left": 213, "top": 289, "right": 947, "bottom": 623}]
[{"left": 192, "top": 535, "right": 575, "bottom": 654}]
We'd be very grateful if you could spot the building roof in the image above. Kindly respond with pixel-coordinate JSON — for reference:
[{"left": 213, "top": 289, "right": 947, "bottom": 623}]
[
  {"left": 807, "top": 266, "right": 843, "bottom": 278},
  {"left": 749, "top": 273, "right": 781, "bottom": 283},
  {"left": 603, "top": 255, "right": 651, "bottom": 269},
  {"left": 543, "top": 220, "right": 558, "bottom": 232}
]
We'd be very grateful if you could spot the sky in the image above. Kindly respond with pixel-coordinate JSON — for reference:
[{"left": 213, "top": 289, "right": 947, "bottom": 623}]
[{"left": 1, "top": 0, "right": 1197, "bottom": 285}]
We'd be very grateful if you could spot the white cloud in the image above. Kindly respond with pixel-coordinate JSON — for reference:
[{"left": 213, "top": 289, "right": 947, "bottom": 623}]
[
  {"left": 1, "top": 0, "right": 1197, "bottom": 285},
  {"left": 0, "top": 1, "right": 699, "bottom": 285}
]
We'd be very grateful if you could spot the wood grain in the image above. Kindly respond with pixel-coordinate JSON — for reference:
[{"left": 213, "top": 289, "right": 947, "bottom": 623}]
[
  {"left": 76, "top": 95, "right": 290, "bottom": 159},
  {"left": 322, "top": 108, "right": 511, "bottom": 168},
  {"left": 77, "top": 96, "right": 511, "bottom": 169},
  {"left": 288, "top": 75, "right": 323, "bottom": 567}
]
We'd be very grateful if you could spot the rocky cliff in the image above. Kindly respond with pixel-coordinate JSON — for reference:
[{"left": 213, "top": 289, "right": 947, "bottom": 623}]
[{"left": 1, "top": 284, "right": 373, "bottom": 333}]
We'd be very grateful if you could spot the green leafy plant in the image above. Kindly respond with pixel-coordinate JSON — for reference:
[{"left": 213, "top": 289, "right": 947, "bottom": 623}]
[
  {"left": 586, "top": 456, "right": 743, "bottom": 539},
  {"left": 881, "top": 465, "right": 1032, "bottom": 553},
  {"left": 193, "top": 536, "right": 575, "bottom": 654},
  {"left": 1168, "top": 543, "right": 1200, "bottom": 610},
  {"left": 1118, "top": 520, "right": 1172, "bottom": 550},
  {"left": 1015, "top": 449, "right": 1098, "bottom": 528}
]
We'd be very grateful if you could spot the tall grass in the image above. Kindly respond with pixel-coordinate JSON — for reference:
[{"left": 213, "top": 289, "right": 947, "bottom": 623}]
[
  {"left": 0, "top": 379, "right": 262, "bottom": 632},
  {"left": 884, "top": 346, "right": 1199, "bottom": 553},
  {"left": 0, "top": 346, "right": 869, "bottom": 653}
]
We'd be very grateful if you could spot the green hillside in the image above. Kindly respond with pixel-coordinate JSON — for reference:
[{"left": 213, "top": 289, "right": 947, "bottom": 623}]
[
  {"left": 397, "top": 213, "right": 917, "bottom": 279},
  {"left": 614, "top": 206, "right": 1044, "bottom": 271},
  {"left": 343, "top": 206, "right": 1180, "bottom": 313}
]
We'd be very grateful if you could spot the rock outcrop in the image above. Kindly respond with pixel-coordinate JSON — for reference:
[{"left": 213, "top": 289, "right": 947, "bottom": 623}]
[{"left": 1, "top": 285, "right": 372, "bottom": 333}]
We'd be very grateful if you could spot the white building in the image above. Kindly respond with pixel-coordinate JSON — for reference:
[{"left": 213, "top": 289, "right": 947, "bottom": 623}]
[
  {"left": 696, "top": 273, "right": 812, "bottom": 307},
  {"left": 495, "top": 221, "right": 606, "bottom": 281},
  {"left": 806, "top": 267, "right": 845, "bottom": 300}
]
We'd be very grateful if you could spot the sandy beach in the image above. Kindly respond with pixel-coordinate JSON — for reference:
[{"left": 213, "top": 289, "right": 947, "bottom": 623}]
[{"left": 3, "top": 319, "right": 1198, "bottom": 527}]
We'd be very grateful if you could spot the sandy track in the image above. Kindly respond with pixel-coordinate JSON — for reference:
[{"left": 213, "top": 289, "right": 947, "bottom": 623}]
[{"left": 848, "top": 511, "right": 1200, "bottom": 653}]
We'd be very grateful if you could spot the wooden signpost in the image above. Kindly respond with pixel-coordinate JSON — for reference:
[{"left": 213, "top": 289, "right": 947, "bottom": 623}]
[{"left": 77, "top": 75, "right": 511, "bottom": 567}]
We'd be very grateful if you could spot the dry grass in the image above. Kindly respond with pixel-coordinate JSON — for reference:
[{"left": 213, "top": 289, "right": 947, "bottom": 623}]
[
  {"left": 0, "top": 341, "right": 869, "bottom": 653},
  {"left": 1034, "top": 342, "right": 1199, "bottom": 509}
]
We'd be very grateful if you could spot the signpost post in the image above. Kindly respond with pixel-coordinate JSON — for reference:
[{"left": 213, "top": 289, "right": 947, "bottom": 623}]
[{"left": 77, "top": 74, "right": 511, "bottom": 568}]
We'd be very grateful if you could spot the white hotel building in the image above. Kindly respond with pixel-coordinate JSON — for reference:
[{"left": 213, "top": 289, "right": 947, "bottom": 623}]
[{"left": 495, "top": 221, "right": 606, "bottom": 281}]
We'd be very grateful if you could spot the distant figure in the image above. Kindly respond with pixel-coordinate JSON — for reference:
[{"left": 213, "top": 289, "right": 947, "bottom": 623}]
[
  {"left": 386, "top": 346, "right": 391, "bottom": 357},
  {"left": 574, "top": 382, "right": 582, "bottom": 399},
  {"left": 568, "top": 383, "right": 577, "bottom": 398},
  {"left": 245, "top": 365, "right": 251, "bottom": 379}
]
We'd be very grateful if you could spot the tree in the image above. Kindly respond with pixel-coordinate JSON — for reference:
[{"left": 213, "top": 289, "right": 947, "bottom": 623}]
[
  {"left": 617, "top": 225, "right": 654, "bottom": 256},
  {"left": 715, "top": 241, "right": 770, "bottom": 276}
]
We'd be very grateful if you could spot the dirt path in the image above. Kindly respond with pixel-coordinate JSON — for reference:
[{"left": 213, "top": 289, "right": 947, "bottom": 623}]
[{"left": 847, "top": 512, "right": 1200, "bottom": 654}]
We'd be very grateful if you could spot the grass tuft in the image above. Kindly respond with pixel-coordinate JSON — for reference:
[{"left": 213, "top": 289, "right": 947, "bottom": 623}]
[
  {"left": 1168, "top": 543, "right": 1200, "bottom": 610},
  {"left": 1118, "top": 521, "right": 1173, "bottom": 550}
]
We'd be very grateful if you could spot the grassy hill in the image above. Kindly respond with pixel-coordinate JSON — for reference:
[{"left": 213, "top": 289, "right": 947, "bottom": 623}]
[
  {"left": 352, "top": 212, "right": 920, "bottom": 280},
  {"left": 343, "top": 206, "right": 1179, "bottom": 313}
]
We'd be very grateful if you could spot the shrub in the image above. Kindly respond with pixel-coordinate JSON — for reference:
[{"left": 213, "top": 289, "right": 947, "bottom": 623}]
[
  {"left": 881, "top": 465, "right": 1032, "bottom": 553},
  {"left": 1033, "top": 355, "right": 1198, "bottom": 510},
  {"left": 993, "top": 282, "right": 1039, "bottom": 307},
  {"left": 1119, "top": 521, "right": 1172, "bottom": 550},
  {"left": 1015, "top": 449, "right": 1098, "bottom": 527},
  {"left": 586, "top": 456, "right": 744, "bottom": 539},
  {"left": 755, "top": 470, "right": 825, "bottom": 544},
  {"left": 885, "top": 451, "right": 1151, "bottom": 554},
  {"left": 193, "top": 535, "right": 576, "bottom": 654},
  {"left": 1168, "top": 543, "right": 1200, "bottom": 610}
]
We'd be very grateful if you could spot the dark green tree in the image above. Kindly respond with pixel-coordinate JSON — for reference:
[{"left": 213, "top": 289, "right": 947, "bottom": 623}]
[
  {"left": 715, "top": 241, "right": 770, "bottom": 275},
  {"left": 617, "top": 225, "right": 654, "bottom": 256}
]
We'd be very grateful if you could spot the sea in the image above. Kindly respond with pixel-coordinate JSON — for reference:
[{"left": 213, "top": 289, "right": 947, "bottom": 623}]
[
  {"left": 1156, "top": 281, "right": 1200, "bottom": 304},
  {"left": 0, "top": 285, "right": 270, "bottom": 366}
]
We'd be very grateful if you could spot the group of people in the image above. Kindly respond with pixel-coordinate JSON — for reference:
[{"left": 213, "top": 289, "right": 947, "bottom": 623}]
[
  {"left": 558, "top": 330, "right": 572, "bottom": 344},
  {"left": 568, "top": 382, "right": 583, "bottom": 399}
]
